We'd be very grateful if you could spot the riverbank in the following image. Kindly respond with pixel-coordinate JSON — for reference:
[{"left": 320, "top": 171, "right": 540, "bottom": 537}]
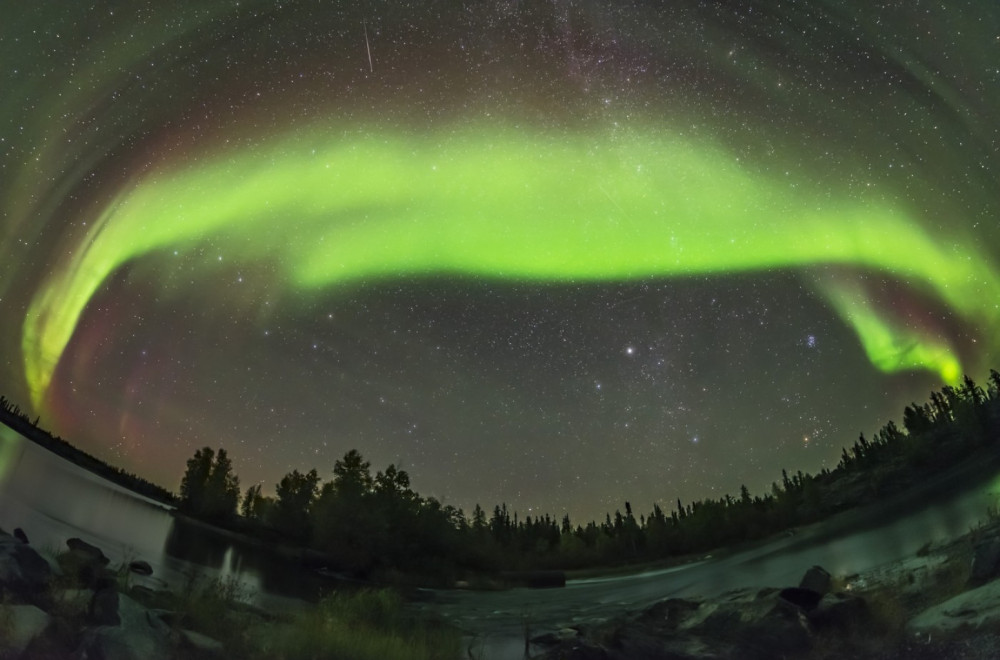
[
  {"left": 563, "top": 440, "right": 1000, "bottom": 586},
  {"left": 530, "top": 513, "right": 1000, "bottom": 659},
  {"left": 0, "top": 527, "right": 461, "bottom": 660},
  {"left": 0, "top": 407, "right": 176, "bottom": 507}
]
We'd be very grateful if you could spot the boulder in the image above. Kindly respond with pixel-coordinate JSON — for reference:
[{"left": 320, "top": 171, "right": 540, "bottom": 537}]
[
  {"left": 807, "top": 592, "right": 868, "bottom": 629},
  {"left": 798, "top": 565, "right": 831, "bottom": 595},
  {"left": 908, "top": 578, "right": 1000, "bottom": 635},
  {"left": 634, "top": 597, "right": 701, "bottom": 631},
  {"left": 0, "top": 531, "right": 53, "bottom": 602},
  {"left": 144, "top": 609, "right": 175, "bottom": 636},
  {"left": 737, "top": 607, "right": 812, "bottom": 660},
  {"left": 66, "top": 538, "right": 110, "bottom": 566},
  {"left": 778, "top": 587, "right": 823, "bottom": 612},
  {"left": 0, "top": 604, "right": 51, "bottom": 656},
  {"left": 89, "top": 577, "right": 122, "bottom": 626},
  {"left": 129, "top": 560, "right": 153, "bottom": 577},
  {"left": 179, "top": 629, "right": 225, "bottom": 655},
  {"left": 969, "top": 534, "right": 1000, "bottom": 585},
  {"left": 76, "top": 625, "right": 172, "bottom": 660},
  {"left": 76, "top": 594, "right": 172, "bottom": 660},
  {"left": 61, "top": 538, "right": 114, "bottom": 587},
  {"left": 149, "top": 608, "right": 186, "bottom": 628},
  {"left": 665, "top": 588, "right": 814, "bottom": 659},
  {"left": 531, "top": 627, "right": 581, "bottom": 646},
  {"left": 540, "top": 589, "right": 815, "bottom": 660}
]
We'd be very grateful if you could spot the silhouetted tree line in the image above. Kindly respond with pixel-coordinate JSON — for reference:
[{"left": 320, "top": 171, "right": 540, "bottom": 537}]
[
  {"left": 7, "top": 370, "right": 1000, "bottom": 578},
  {"left": 180, "top": 448, "right": 468, "bottom": 577},
  {"left": 175, "top": 372, "right": 1000, "bottom": 578},
  {"left": 0, "top": 395, "right": 177, "bottom": 505}
]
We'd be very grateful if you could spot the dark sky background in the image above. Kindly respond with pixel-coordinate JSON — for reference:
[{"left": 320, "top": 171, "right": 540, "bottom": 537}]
[{"left": 2, "top": 2, "right": 998, "bottom": 523}]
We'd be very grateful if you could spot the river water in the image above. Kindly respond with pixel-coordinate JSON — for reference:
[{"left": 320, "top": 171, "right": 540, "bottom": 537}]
[
  {"left": 3, "top": 424, "right": 1000, "bottom": 658},
  {"left": 0, "top": 425, "right": 332, "bottom": 611}
]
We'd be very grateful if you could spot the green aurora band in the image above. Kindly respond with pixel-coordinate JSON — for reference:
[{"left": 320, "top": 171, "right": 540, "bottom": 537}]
[{"left": 23, "top": 124, "right": 998, "bottom": 407}]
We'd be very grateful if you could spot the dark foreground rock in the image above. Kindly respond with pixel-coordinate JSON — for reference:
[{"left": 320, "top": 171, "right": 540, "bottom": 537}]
[
  {"left": 0, "top": 530, "right": 52, "bottom": 603},
  {"left": 535, "top": 583, "right": 828, "bottom": 660},
  {"left": 66, "top": 537, "right": 110, "bottom": 567},
  {"left": 76, "top": 593, "right": 173, "bottom": 660},
  {"left": 807, "top": 591, "right": 868, "bottom": 629},
  {"left": 798, "top": 565, "right": 831, "bottom": 595},
  {"left": 969, "top": 531, "right": 1000, "bottom": 585},
  {"left": 128, "top": 560, "right": 153, "bottom": 577},
  {"left": 533, "top": 525, "right": 1000, "bottom": 660},
  {"left": 0, "top": 529, "right": 228, "bottom": 660},
  {"left": 88, "top": 577, "right": 122, "bottom": 626},
  {"left": 0, "top": 605, "right": 51, "bottom": 657},
  {"left": 907, "top": 578, "right": 1000, "bottom": 635},
  {"left": 60, "top": 537, "right": 115, "bottom": 588}
]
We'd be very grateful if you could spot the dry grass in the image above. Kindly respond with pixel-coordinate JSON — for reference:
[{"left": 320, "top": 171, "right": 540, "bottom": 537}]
[{"left": 254, "top": 588, "right": 461, "bottom": 660}]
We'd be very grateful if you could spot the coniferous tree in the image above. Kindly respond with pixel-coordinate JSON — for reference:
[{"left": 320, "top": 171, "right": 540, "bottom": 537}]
[
  {"left": 205, "top": 448, "right": 240, "bottom": 518},
  {"left": 180, "top": 447, "right": 215, "bottom": 513},
  {"left": 241, "top": 483, "right": 263, "bottom": 519},
  {"left": 179, "top": 447, "right": 240, "bottom": 520},
  {"left": 272, "top": 468, "right": 320, "bottom": 542}
]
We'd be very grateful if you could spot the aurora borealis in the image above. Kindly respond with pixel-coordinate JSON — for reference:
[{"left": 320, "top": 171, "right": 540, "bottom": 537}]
[{"left": 2, "top": 2, "right": 999, "bottom": 520}]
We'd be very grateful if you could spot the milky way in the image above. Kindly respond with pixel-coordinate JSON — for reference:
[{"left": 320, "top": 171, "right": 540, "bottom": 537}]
[{"left": 2, "top": 2, "right": 998, "bottom": 520}]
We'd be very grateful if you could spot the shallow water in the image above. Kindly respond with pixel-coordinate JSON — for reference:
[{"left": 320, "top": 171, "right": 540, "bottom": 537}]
[{"left": 0, "top": 426, "right": 328, "bottom": 612}]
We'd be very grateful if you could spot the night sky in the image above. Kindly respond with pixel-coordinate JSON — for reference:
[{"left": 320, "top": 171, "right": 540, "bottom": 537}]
[{"left": 2, "top": 2, "right": 999, "bottom": 522}]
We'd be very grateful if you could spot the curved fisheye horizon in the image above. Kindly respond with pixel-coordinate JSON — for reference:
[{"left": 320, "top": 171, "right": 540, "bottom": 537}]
[{"left": 2, "top": 1, "right": 998, "bottom": 523}]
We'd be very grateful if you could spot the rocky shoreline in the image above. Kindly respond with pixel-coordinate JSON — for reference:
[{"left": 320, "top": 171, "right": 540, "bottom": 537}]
[
  {"left": 531, "top": 516, "right": 1000, "bottom": 659},
  {"left": 8, "top": 514, "right": 1000, "bottom": 659},
  {"left": 0, "top": 527, "right": 264, "bottom": 659},
  {"left": 0, "top": 526, "right": 461, "bottom": 660}
]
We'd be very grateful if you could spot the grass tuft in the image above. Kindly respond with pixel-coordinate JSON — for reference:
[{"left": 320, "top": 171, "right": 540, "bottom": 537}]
[{"left": 259, "top": 588, "right": 460, "bottom": 660}]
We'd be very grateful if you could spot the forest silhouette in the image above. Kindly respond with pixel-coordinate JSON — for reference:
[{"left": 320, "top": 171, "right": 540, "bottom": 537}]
[
  {"left": 3, "top": 372, "right": 1000, "bottom": 580},
  {"left": 163, "top": 371, "right": 1000, "bottom": 580}
]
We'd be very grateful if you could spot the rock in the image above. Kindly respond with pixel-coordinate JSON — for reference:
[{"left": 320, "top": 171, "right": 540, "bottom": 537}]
[
  {"left": 778, "top": 586, "right": 823, "bottom": 612},
  {"left": 531, "top": 627, "right": 580, "bottom": 645},
  {"left": 54, "top": 588, "right": 92, "bottom": 611},
  {"left": 798, "top": 565, "right": 831, "bottom": 595},
  {"left": 76, "top": 594, "right": 172, "bottom": 660},
  {"left": 12, "top": 528, "right": 28, "bottom": 545},
  {"left": 179, "top": 629, "right": 225, "bottom": 655},
  {"left": 66, "top": 537, "right": 110, "bottom": 566},
  {"left": 76, "top": 625, "right": 172, "bottom": 660},
  {"left": 634, "top": 597, "right": 701, "bottom": 631},
  {"left": 908, "top": 578, "right": 1000, "bottom": 635},
  {"left": 541, "top": 589, "right": 817, "bottom": 660},
  {"left": 537, "top": 642, "right": 611, "bottom": 660},
  {"left": 0, "top": 531, "right": 53, "bottom": 602},
  {"left": 689, "top": 589, "right": 814, "bottom": 659},
  {"left": 970, "top": 534, "right": 1000, "bottom": 585},
  {"left": 0, "top": 604, "right": 51, "bottom": 655},
  {"left": 144, "top": 609, "right": 175, "bottom": 636},
  {"left": 129, "top": 560, "right": 153, "bottom": 577},
  {"left": 807, "top": 592, "right": 868, "bottom": 629},
  {"left": 89, "top": 577, "right": 122, "bottom": 626},
  {"left": 653, "top": 588, "right": 814, "bottom": 659},
  {"left": 61, "top": 538, "right": 114, "bottom": 587},
  {"left": 732, "top": 604, "right": 812, "bottom": 659}
]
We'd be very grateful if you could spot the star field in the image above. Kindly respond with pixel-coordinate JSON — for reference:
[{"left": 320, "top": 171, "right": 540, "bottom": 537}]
[{"left": 1, "top": 1, "right": 998, "bottom": 522}]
